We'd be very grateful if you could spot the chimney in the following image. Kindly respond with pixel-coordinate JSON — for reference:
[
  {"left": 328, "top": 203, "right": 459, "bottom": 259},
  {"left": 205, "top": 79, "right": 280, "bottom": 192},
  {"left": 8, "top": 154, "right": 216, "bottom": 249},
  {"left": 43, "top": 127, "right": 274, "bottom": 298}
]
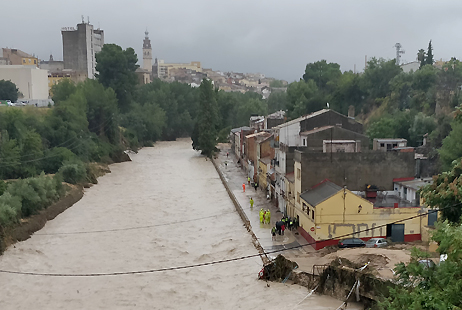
[{"left": 348, "top": 105, "right": 355, "bottom": 119}]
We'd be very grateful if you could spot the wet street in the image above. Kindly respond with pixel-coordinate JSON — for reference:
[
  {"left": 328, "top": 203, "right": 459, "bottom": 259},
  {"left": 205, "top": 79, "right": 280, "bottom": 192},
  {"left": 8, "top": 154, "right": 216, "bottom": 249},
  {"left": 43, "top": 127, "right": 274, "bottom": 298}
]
[{"left": 0, "top": 139, "right": 361, "bottom": 309}]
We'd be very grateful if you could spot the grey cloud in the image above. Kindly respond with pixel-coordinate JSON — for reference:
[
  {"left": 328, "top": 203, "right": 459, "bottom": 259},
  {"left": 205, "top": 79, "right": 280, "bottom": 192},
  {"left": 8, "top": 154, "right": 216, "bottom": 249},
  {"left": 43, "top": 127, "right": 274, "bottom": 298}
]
[{"left": 2, "top": 0, "right": 462, "bottom": 81}]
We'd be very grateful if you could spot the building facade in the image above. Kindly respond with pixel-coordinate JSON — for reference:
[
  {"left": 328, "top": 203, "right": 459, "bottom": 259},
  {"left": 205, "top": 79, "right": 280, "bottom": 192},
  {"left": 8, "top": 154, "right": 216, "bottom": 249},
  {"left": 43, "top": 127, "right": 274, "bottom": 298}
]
[
  {"left": 0, "top": 65, "right": 48, "bottom": 100},
  {"left": 2, "top": 48, "right": 38, "bottom": 67},
  {"left": 296, "top": 180, "right": 424, "bottom": 250},
  {"left": 61, "top": 22, "right": 104, "bottom": 79}
]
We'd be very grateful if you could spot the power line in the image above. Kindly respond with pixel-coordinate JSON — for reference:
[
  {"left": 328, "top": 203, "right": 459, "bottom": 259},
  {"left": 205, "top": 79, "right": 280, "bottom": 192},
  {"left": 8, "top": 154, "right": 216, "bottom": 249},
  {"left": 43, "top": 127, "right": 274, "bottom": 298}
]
[
  {"left": 0, "top": 117, "right": 115, "bottom": 167},
  {"left": 0, "top": 204, "right": 454, "bottom": 277},
  {"left": 34, "top": 210, "right": 238, "bottom": 235}
]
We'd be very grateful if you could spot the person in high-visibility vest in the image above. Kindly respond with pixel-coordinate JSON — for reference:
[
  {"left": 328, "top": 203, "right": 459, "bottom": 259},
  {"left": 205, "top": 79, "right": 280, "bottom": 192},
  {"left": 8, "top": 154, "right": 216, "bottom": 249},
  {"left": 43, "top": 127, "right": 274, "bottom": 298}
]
[
  {"left": 248, "top": 177, "right": 251, "bottom": 185},
  {"left": 250, "top": 197, "right": 254, "bottom": 208},
  {"left": 266, "top": 209, "right": 271, "bottom": 224},
  {"left": 259, "top": 209, "right": 264, "bottom": 223},
  {"left": 242, "top": 183, "right": 246, "bottom": 192}
]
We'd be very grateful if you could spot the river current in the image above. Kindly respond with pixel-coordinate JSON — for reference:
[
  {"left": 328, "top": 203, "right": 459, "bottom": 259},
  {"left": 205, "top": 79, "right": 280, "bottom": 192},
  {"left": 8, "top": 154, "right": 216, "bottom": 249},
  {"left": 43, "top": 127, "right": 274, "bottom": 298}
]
[{"left": 0, "top": 139, "right": 361, "bottom": 309}]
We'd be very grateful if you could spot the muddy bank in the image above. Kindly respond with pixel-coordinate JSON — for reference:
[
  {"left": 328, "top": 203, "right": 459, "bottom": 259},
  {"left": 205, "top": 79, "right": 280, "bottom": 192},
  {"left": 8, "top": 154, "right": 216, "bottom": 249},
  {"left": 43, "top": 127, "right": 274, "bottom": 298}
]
[{"left": 0, "top": 185, "right": 84, "bottom": 254}]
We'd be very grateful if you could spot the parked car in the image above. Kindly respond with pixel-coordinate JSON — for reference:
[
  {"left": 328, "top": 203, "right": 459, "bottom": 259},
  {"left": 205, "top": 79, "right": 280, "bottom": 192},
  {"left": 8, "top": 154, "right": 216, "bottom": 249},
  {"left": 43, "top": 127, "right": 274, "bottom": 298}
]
[
  {"left": 338, "top": 238, "right": 366, "bottom": 248},
  {"left": 6, "top": 100, "right": 14, "bottom": 106},
  {"left": 418, "top": 259, "right": 436, "bottom": 269},
  {"left": 365, "top": 238, "right": 388, "bottom": 248}
]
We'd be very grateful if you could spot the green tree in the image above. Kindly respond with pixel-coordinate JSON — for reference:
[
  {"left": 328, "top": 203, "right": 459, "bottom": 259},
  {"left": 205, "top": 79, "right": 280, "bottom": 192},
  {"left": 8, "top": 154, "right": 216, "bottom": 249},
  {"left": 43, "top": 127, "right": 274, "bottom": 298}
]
[
  {"left": 418, "top": 48, "right": 426, "bottom": 69},
  {"left": 361, "top": 57, "right": 402, "bottom": 99},
  {"left": 302, "top": 60, "right": 341, "bottom": 91},
  {"left": 192, "top": 79, "right": 219, "bottom": 157},
  {"left": 51, "top": 79, "right": 76, "bottom": 104},
  {"left": 266, "top": 91, "right": 288, "bottom": 114},
  {"left": 331, "top": 71, "right": 364, "bottom": 114},
  {"left": 95, "top": 44, "right": 139, "bottom": 112},
  {"left": 269, "top": 80, "right": 286, "bottom": 88},
  {"left": 408, "top": 113, "right": 436, "bottom": 146},
  {"left": 421, "top": 157, "right": 462, "bottom": 223},
  {"left": 286, "top": 80, "right": 318, "bottom": 119},
  {"left": 379, "top": 220, "right": 462, "bottom": 309},
  {"left": 438, "top": 106, "right": 462, "bottom": 171},
  {"left": 0, "top": 80, "right": 19, "bottom": 102},
  {"left": 0, "top": 131, "right": 20, "bottom": 179},
  {"left": 426, "top": 40, "right": 434, "bottom": 65}
]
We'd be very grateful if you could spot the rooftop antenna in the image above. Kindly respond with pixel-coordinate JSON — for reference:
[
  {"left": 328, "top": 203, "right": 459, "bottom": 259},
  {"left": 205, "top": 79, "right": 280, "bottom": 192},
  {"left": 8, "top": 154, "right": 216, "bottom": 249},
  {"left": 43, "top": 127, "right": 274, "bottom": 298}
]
[
  {"left": 395, "top": 43, "right": 405, "bottom": 65},
  {"left": 81, "top": 15, "right": 84, "bottom": 23},
  {"left": 87, "top": 16, "right": 90, "bottom": 24}
]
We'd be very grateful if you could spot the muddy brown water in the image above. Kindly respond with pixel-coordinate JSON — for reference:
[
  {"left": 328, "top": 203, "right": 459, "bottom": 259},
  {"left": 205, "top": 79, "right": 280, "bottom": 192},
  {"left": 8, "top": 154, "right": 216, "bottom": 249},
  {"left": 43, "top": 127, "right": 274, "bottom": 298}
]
[{"left": 0, "top": 139, "right": 362, "bottom": 309}]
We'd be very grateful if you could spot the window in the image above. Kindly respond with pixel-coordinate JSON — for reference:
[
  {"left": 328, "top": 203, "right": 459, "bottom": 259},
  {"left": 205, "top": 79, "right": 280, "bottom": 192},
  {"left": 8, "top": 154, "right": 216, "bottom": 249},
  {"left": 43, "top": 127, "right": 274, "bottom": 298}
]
[
  {"left": 297, "top": 168, "right": 301, "bottom": 180},
  {"left": 380, "top": 143, "right": 384, "bottom": 147},
  {"left": 312, "top": 209, "right": 315, "bottom": 220},
  {"left": 28, "top": 59, "right": 31, "bottom": 63},
  {"left": 23, "top": 59, "right": 26, "bottom": 63},
  {"left": 297, "top": 192, "right": 300, "bottom": 203},
  {"left": 34, "top": 60, "right": 36, "bottom": 64},
  {"left": 392, "top": 143, "right": 398, "bottom": 148},
  {"left": 303, "top": 139, "right": 306, "bottom": 146}
]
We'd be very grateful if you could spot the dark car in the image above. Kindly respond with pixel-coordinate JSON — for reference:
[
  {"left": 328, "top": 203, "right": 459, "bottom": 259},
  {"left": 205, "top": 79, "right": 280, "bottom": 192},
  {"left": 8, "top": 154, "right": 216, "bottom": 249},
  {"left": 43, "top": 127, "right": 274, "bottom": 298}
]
[{"left": 338, "top": 238, "right": 366, "bottom": 248}]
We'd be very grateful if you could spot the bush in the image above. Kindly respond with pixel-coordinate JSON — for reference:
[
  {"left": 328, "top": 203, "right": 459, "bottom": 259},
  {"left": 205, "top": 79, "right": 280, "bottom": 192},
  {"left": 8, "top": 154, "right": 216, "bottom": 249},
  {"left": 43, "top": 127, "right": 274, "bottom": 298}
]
[
  {"left": 0, "top": 180, "right": 6, "bottom": 196},
  {"left": 58, "top": 160, "right": 87, "bottom": 184},
  {"left": 0, "top": 174, "right": 66, "bottom": 224},
  {"left": 0, "top": 192, "right": 22, "bottom": 226},
  {"left": 41, "top": 147, "right": 77, "bottom": 174}
]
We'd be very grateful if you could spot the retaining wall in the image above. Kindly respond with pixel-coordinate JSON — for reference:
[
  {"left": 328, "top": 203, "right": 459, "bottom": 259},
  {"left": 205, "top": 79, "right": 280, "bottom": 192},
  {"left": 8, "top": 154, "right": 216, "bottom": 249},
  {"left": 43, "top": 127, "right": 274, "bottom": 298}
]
[{"left": 211, "top": 157, "right": 269, "bottom": 264}]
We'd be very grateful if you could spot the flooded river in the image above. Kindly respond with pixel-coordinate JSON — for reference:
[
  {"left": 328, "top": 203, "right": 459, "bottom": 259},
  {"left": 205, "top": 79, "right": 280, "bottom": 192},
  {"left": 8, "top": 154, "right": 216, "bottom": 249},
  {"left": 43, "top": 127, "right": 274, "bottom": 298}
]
[{"left": 0, "top": 139, "right": 361, "bottom": 309}]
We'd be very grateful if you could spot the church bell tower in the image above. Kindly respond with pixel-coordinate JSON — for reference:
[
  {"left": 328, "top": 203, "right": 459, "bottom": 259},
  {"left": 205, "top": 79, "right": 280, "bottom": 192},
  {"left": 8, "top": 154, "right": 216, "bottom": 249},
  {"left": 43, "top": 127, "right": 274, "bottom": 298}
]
[{"left": 143, "top": 30, "right": 152, "bottom": 72}]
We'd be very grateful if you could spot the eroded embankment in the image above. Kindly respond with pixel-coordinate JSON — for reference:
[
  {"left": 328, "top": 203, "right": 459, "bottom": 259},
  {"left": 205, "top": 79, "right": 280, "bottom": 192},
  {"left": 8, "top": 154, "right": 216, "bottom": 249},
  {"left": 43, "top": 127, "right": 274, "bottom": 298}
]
[
  {"left": 0, "top": 153, "right": 132, "bottom": 255},
  {"left": 0, "top": 186, "right": 84, "bottom": 254}
]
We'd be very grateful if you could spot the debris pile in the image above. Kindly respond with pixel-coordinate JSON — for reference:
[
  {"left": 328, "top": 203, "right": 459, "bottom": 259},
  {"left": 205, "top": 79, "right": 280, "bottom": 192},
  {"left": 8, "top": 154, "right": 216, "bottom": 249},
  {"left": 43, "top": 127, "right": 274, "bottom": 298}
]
[{"left": 261, "top": 255, "right": 298, "bottom": 281}]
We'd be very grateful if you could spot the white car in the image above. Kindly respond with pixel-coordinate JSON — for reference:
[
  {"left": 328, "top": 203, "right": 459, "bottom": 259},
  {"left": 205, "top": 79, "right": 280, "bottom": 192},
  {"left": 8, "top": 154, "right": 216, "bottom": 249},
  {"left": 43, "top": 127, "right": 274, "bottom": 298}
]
[
  {"left": 6, "top": 100, "right": 14, "bottom": 106},
  {"left": 365, "top": 238, "right": 388, "bottom": 248}
]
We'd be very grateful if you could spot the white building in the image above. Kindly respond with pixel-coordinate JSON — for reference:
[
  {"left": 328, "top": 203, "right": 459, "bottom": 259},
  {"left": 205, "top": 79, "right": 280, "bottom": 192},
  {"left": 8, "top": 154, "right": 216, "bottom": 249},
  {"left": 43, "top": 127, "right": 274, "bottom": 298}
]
[
  {"left": 0, "top": 65, "right": 49, "bottom": 100},
  {"left": 393, "top": 177, "right": 432, "bottom": 205}
]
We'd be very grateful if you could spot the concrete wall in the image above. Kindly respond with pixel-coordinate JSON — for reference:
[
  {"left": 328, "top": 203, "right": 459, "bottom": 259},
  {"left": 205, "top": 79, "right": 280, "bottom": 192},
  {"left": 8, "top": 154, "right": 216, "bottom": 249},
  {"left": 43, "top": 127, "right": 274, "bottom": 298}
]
[
  {"left": 300, "top": 110, "right": 363, "bottom": 134},
  {"left": 303, "top": 126, "right": 369, "bottom": 151},
  {"left": 296, "top": 151, "right": 415, "bottom": 192},
  {"left": 0, "top": 65, "right": 48, "bottom": 99}
]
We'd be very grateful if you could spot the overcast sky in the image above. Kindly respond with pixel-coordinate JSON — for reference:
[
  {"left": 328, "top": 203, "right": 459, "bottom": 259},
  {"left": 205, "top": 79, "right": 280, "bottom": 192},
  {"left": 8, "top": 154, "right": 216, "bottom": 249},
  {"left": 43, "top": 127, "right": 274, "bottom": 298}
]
[{"left": 2, "top": 0, "right": 462, "bottom": 81}]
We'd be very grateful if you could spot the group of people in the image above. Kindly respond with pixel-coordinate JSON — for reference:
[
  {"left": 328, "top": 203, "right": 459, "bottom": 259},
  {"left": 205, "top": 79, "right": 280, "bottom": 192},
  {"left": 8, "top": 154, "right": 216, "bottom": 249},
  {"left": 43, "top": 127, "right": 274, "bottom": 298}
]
[
  {"left": 259, "top": 208, "right": 271, "bottom": 224},
  {"left": 271, "top": 216, "right": 299, "bottom": 240}
]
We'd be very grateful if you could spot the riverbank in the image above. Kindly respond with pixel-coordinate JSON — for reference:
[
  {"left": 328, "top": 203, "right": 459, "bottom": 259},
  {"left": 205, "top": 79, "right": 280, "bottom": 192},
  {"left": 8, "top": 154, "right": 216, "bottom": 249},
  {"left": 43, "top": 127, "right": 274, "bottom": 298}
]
[{"left": 0, "top": 160, "right": 124, "bottom": 255}]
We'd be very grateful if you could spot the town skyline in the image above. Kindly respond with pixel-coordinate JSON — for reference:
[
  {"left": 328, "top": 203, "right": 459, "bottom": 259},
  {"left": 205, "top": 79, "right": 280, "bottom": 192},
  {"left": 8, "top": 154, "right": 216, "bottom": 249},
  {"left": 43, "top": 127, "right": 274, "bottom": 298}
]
[{"left": 3, "top": 0, "right": 462, "bottom": 81}]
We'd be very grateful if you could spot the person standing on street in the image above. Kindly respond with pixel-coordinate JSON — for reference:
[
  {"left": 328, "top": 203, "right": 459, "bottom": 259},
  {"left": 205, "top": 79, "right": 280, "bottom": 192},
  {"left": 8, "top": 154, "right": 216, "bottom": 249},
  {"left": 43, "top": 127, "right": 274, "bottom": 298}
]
[
  {"left": 250, "top": 197, "right": 254, "bottom": 208},
  {"left": 259, "top": 209, "right": 264, "bottom": 223},
  {"left": 248, "top": 177, "right": 251, "bottom": 185},
  {"left": 271, "top": 227, "right": 277, "bottom": 241},
  {"left": 242, "top": 183, "right": 246, "bottom": 192},
  {"left": 266, "top": 209, "right": 271, "bottom": 224},
  {"left": 254, "top": 182, "right": 258, "bottom": 191}
]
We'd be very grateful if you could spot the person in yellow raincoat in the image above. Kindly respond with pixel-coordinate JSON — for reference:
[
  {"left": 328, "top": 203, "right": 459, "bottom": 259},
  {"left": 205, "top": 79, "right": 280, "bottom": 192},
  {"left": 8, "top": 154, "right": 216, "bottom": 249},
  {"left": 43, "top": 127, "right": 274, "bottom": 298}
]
[
  {"left": 265, "top": 209, "right": 271, "bottom": 224},
  {"left": 259, "top": 208, "right": 264, "bottom": 223}
]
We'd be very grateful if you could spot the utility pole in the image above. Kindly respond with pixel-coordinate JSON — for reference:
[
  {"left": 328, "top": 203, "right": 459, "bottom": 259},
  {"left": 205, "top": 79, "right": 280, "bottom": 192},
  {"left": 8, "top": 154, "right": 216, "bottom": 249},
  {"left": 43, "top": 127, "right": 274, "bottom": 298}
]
[{"left": 395, "top": 43, "right": 405, "bottom": 66}]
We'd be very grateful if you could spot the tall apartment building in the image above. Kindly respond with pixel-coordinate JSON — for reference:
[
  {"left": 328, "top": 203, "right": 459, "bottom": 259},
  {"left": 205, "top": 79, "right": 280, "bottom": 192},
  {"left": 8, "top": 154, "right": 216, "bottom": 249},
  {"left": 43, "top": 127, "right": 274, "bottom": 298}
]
[{"left": 61, "top": 22, "right": 104, "bottom": 79}]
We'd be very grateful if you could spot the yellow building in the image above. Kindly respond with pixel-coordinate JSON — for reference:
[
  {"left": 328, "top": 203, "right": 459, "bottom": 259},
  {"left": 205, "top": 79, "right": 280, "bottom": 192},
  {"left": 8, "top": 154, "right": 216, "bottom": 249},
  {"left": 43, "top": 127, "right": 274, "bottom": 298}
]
[
  {"left": 258, "top": 157, "right": 271, "bottom": 190},
  {"left": 294, "top": 180, "right": 423, "bottom": 250},
  {"left": 2, "top": 48, "right": 38, "bottom": 67}
]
